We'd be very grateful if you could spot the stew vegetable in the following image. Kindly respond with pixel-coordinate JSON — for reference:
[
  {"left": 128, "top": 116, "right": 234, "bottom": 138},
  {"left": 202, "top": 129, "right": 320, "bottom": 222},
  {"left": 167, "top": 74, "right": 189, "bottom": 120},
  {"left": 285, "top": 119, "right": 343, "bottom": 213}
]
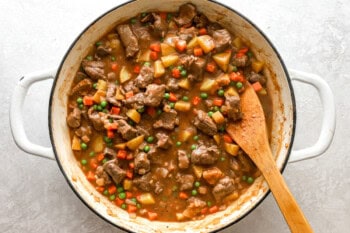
[{"left": 67, "top": 3, "right": 270, "bottom": 221}]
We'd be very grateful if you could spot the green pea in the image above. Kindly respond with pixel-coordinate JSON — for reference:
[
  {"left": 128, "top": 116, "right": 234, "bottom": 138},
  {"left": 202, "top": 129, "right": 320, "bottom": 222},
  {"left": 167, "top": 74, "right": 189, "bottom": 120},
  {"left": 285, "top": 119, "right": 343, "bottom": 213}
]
[
  {"left": 93, "top": 83, "right": 97, "bottom": 89},
  {"left": 219, "top": 125, "right": 226, "bottom": 132},
  {"left": 121, "top": 203, "right": 127, "bottom": 209},
  {"left": 242, "top": 175, "right": 247, "bottom": 181},
  {"left": 144, "top": 62, "right": 151, "bottom": 67},
  {"left": 247, "top": 51, "right": 253, "bottom": 58},
  {"left": 180, "top": 70, "right": 187, "bottom": 77},
  {"left": 136, "top": 203, "right": 142, "bottom": 209},
  {"left": 176, "top": 141, "right": 182, "bottom": 147},
  {"left": 191, "top": 144, "right": 197, "bottom": 150},
  {"left": 95, "top": 41, "right": 103, "bottom": 47},
  {"left": 130, "top": 18, "right": 137, "bottom": 24},
  {"left": 102, "top": 158, "right": 108, "bottom": 164},
  {"left": 89, "top": 151, "right": 95, "bottom": 157},
  {"left": 81, "top": 159, "right": 87, "bottom": 165},
  {"left": 128, "top": 120, "right": 134, "bottom": 126},
  {"left": 236, "top": 82, "right": 243, "bottom": 89},
  {"left": 100, "top": 100, "right": 107, "bottom": 108},
  {"left": 195, "top": 181, "right": 200, "bottom": 187},
  {"left": 144, "top": 145, "right": 150, "bottom": 153},
  {"left": 109, "top": 118, "right": 113, "bottom": 123},
  {"left": 200, "top": 92, "right": 208, "bottom": 99},
  {"left": 76, "top": 97, "right": 83, "bottom": 104},
  {"left": 157, "top": 109, "right": 162, "bottom": 115},
  {"left": 220, "top": 157, "right": 226, "bottom": 162},
  {"left": 146, "top": 136, "right": 154, "bottom": 143},
  {"left": 109, "top": 194, "right": 116, "bottom": 201},
  {"left": 164, "top": 93, "right": 170, "bottom": 99},
  {"left": 102, "top": 109, "right": 108, "bottom": 114},
  {"left": 103, "top": 190, "right": 109, "bottom": 196},
  {"left": 247, "top": 177, "right": 254, "bottom": 184},
  {"left": 141, "top": 12, "right": 147, "bottom": 17},
  {"left": 117, "top": 187, "right": 124, "bottom": 193},
  {"left": 81, "top": 143, "right": 87, "bottom": 150},
  {"left": 177, "top": 65, "right": 184, "bottom": 71},
  {"left": 208, "top": 111, "right": 213, "bottom": 117},
  {"left": 110, "top": 56, "right": 116, "bottom": 61},
  {"left": 86, "top": 55, "right": 93, "bottom": 61},
  {"left": 167, "top": 13, "right": 173, "bottom": 21},
  {"left": 172, "top": 185, "right": 178, "bottom": 192},
  {"left": 106, "top": 142, "right": 113, "bottom": 147},
  {"left": 104, "top": 136, "right": 112, "bottom": 143},
  {"left": 169, "top": 102, "right": 175, "bottom": 109},
  {"left": 93, "top": 104, "right": 98, "bottom": 111},
  {"left": 213, "top": 106, "right": 220, "bottom": 112},
  {"left": 232, "top": 66, "right": 238, "bottom": 72},
  {"left": 193, "top": 135, "right": 199, "bottom": 141},
  {"left": 137, "top": 107, "right": 145, "bottom": 113},
  {"left": 131, "top": 197, "right": 137, "bottom": 203},
  {"left": 217, "top": 89, "right": 225, "bottom": 97},
  {"left": 119, "top": 192, "right": 126, "bottom": 199},
  {"left": 78, "top": 104, "right": 84, "bottom": 109},
  {"left": 191, "top": 190, "right": 198, "bottom": 196},
  {"left": 182, "top": 96, "right": 189, "bottom": 101},
  {"left": 207, "top": 201, "right": 212, "bottom": 207}
]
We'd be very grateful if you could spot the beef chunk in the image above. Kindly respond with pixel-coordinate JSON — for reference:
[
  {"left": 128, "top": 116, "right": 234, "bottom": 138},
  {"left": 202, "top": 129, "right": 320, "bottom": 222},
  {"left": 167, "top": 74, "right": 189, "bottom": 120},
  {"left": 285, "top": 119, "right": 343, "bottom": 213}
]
[
  {"left": 95, "top": 166, "right": 111, "bottom": 186},
  {"left": 212, "top": 176, "right": 235, "bottom": 201},
  {"left": 116, "top": 119, "right": 138, "bottom": 140},
  {"left": 156, "top": 132, "right": 173, "bottom": 149},
  {"left": 216, "top": 73, "right": 231, "bottom": 87},
  {"left": 213, "top": 29, "right": 232, "bottom": 52},
  {"left": 96, "top": 45, "right": 112, "bottom": 58},
  {"left": 155, "top": 167, "right": 169, "bottom": 179},
  {"left": 225, "top": 95, "right": 242, "bottom": 121},
  {"left": 123, "top": 80, "right": 140, "bottom": 93},
  {"left": 74, "top": 125, "right": 92, "bottom": 142},
  {"left": 176, "top": 174, "right": 194, "bottom": 191},
  {"left": 207, "top": 23, "right": 222, "bottom": 36},
  {"left": 183, "top": 197, "right": 207, "bottom": 218},
  {"left": 178, "top": 54, "right": 196, "bottom": 69},
  {"left": 193, "top": 110, "right": 217, "bottom": 136},
  {"left": 140, "top": 13, "right": 153, "bottom": 23},
  {"left": 247, "top": 71, "right": 267, "bottom": 85},
  {"left": 188, "top": 57, "right": 206, "bottom": 82},
  {"left": 193, "top": 13, "right": 208, "bottom": 28},
  {"left": 134, "top": 152, "right": 151, "bottom": 175},
  {"left": 144, "top": 84, "right": 166, "bottom": 107},
  {"left": 81, "top": 60, "right": 106, "bottom": 80},
  {"left": 88, "top": 108, "right": 105, "bottom": 131},
  {"left": 124, "top": 92, "right": 145, "bottom": 109},
  {"left": 103, "top": 159, "right": 126, "bottom": 184},
  {"left": 202, "top": 167, "right": 223, "bottom": 185},
  {"left": 178, "top": 150, "right": 190, "bottom": 169},
  {"left": 166, "top": 78, "right": 179, "bottom": 91},
  {"left": 134, "top": 65, "right": 154, "bottom": 88},
  {"left": 191, "top": 145, "right": 219, "bottom": 165},
  {"left": 178, "top": 27, "right": 198, "bottom": 42},
  {"left": 131, "top": 24, "right": 151, "bottom": 45},
  {"left": 232, "top": 54, "right": 249, "bottom": 67},
  {"left": 174, "top": 3, "right": 197, "bottom": 27},
  {"left": 106, "top": 82, "right": 120, "bottom": 106},
  {"left": 107, "top": 72, "right": 117, "bottom": 81},
  {"left": 153, "top": 109, "right": 178, "bottom": 130},
  {"left": 103, "top": 147, "right": 117, "bottom": 157},
  {"left": 133, "top": 173, "right": 153, "bottom": 191},
  {"left": 67, "top": 107, "right": 81, "bottom": 128},
  {"left": 116, "top": 24, "right": 139, "bottom": 57},
  {"left": 70, "top": 78, "right": 92, "bottom": 96},
  {"left": 154, "top": 181, "right": 164, "bottom": 194},
  {"left": 152, "top": 13, "right": 168, "bottom": 37}
]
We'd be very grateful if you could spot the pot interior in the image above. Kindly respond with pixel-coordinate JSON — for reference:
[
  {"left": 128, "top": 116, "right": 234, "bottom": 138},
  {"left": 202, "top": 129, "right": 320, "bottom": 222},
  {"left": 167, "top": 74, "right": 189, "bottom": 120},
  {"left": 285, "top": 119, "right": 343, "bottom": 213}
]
[{"left": 50, "top": 0, "right": 295, "bottom": 232}]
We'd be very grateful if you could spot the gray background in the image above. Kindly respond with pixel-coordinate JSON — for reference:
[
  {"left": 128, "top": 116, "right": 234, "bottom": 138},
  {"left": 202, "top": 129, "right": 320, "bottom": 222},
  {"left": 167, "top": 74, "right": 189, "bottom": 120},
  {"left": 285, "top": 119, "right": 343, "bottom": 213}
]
[{"left": 1, "top": 0, "right": 349, "bottom": 232}]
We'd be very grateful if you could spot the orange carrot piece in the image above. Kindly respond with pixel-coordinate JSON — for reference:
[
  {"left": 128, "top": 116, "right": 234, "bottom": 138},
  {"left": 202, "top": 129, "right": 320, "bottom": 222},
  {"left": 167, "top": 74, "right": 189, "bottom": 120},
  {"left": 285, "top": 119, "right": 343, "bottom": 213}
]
[
  {"left": 201, "top": 207, "right": 208, "bottom": 215},
  {"left": 229, "top": 72, "right": 245, "bottom": 82},
  {"left": 96, "top": 153, "right": 104, "bottom": 162},
  {"left": 115, "top": 198, "right": 124, "bottom": 206},
  {"left": 108, "top": 185, "right": 117, "bottom": 195},
  {"left": 179, "top": 192, "right": 189, "bottom": 199},
  {"left": 150, "top": 51, "right": 158, "bottom": 60},
  {"left": 89, "top": 158, "right": 98, "bottom": 170},
  {"left": 147, "top": 107, "right": 156, "bottom": 117},
  {"left": 223, "top": 134, "right": 233, "bottom": 143},
  {"left": 111, "top": 63, "right": 118, "bottom": 71},
  {"left": 252, "top": 81, "right": 263, "bottom": 92},
  {"left": 96, "top": 186, "right": 104, "bottom": 193},
  {"left": 107, "top": 130, "right": 114, "bottom": 139},
  {"left": 110, "top": 107, "right": 121, "bottom": 115},
  {"left": 126, "top": 169, "right": 133, "bottom": 179},
  {"left": 127, "top": 205, "right": 137, "bottom": 213},
  {"left": 172, "top": 68, "right": 181, "bottom": 78},
  {"left": 117, "top": 150, "right": 127, "bottom": 159},
  {"left": 175, "top": 40, "right": 187, "bottom": 52},
  {"left": 83, "top": 96, "right": 94, "bottom": 106},
  {"left": 125, "top": 91, "right": 134, "bottom": 99},
  {"left": 198, "top": 28, "right": 207, "bottom": 35},
  {"left": 192, "top": 96, "right": 201, "bottom": 106},
  {"left": 86, "top": 171, "right": 95, "bottom": 181},
  {"left": 209, "top": 205, "right": 218, "bottom": 214},
  {"left": 169, "top": 92, "right": 177, "bottom": 102},
  {"left": 150, "top": 43, "right": 161, "bottom": 52},
  {"left": 193, "top": 47, "right": 203, "bottom": 56},
  {"left": 147, "top": 211, "right": 158, "bottom": 220},
  {"left": 213, "top": 98, "right": 224, "bottom": 106},
  {"left": 129, "top": 162, "right": 135, "bottom": 169},
  {"left": 133, "top": 65, "right": 141, "bottom": 74},
  {"left": 205, "top": 62, "right": 216, "bottom": 73},
  {"left": 159, "top": 12, "right": 167, "bottom": 20}
]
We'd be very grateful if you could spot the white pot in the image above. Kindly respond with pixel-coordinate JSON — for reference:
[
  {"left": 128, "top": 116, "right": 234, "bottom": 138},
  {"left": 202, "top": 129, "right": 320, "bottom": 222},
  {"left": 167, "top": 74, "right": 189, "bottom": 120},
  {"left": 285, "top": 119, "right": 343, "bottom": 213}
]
[{"left": 10, "top": 0, "right": 336, "bottom": 232}]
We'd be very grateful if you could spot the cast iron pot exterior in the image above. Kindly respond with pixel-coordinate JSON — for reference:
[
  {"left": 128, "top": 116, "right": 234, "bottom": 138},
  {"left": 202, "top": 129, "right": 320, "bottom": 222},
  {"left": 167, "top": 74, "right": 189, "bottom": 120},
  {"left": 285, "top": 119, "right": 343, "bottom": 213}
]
[{"left": 49, "top": 1, "right": 295, "bottom": 232}]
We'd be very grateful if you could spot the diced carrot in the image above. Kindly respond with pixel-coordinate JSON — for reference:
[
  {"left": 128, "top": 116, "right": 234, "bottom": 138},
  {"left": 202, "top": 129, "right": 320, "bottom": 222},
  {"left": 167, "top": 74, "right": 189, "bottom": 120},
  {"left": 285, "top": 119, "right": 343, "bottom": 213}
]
[
  {"left": 208, "top": 205, "right": 218, "bottom": 214},
  {"left": 175, "top": 39, "right": 187, "bottom": 52},
  {"left": 252, "top": 81, "right": 263, "bottom": 92},
  {"left": 193, "top": 47, "right": 203, "bottom": 57},
  {"left": 126, "top": 191, "right": 133, "bottom": 199},
  {"left": 96, "top": 153, "right": 104, "bottom": 162},
  {"left": 111, "top": 63, "right": 118, "bottom": 71},
  {"left": 201, "top": 207, "right": 208, "bottom": 215},
  {"left": 110, "top": 107, "right": 121, "bottom": 115},
  {"left": 108, "top": 185, "right": 117, "bottom": 195},
  {"left": 229, "top": 72, "right": 245, "bottom": 82},
  {"left": 235, "top": 53, "right": 244, "bottom": 58},
  {"left": 147, "top": 107, "right": 156, "bottom": 117},
  {"left": 86, "top": 171, "right": 95, "bottom": 181},
  {"left": 223, "top": 134, "right": 233, "bottom": 143},
  {"left": 169, "top": 92, "right": 177, "bottom": 102},
  {"left": 172, "top": 68, "right": 181, "bottom": 78},
  {"left": 238, "top": 47, "right": 249, "bottom": 54},
  {"left": 89, "top": 158, "right": 98, "bottom": 170},
  {"left": 127, "top": 204, "right": 137, "bottom": 213},
  {"left": 150, "top": 51, "right": 158, "bottom": 61},
  {"left": 150, "top": 43, "right": 161, "bottom": 52},
  {"left": 107, "top": 122, "right": 118, "bottom": 130},
  {"left": 206, "top": 62, "right": 216, "bottom": 73},
  {"left": 198, "top": 28, "right": 207, "bottom": 35},
  {"left": 213, "top": 98, "right": 224, "bottom": 107},
  {"left": 179, "top": 192, "right": 189, "bottom": 199},
  {"left": 126, "top": 153, "right": 134, "bottom": 160},
  {"left": 192, "top": 96, "right": 201, "bottom": 106},
  {"left": 83, "top": 96, "right": 94, "bottom": 106},
  {"left": 117, "top": 149, "right": 127, "bottom": 159},
  {"left": 96, "top": 186, "right": 104, "bottom": 193},
  {"left": 159, "top": 12, "right": 167, "bottom": 20},
  {"left": 129, "top": 162, "right": 135, "bottom": 169},
  {"left": 126, "top": 169, "right": 133, "bottom": 179},
  {"left": 125, "top": 91, "right": 134, "bottom": 99},
  {"left": 147, "top": 211, "right": 158, "bottom": 220},
  {"left": 107, "top": 130, "right": 115, "bottom": 139},
  {"left": 115, "top": 198, "right": 124, "bottom": 206},
  {"left": 133, "top": 64, "right": 141, "bottom": 74}
]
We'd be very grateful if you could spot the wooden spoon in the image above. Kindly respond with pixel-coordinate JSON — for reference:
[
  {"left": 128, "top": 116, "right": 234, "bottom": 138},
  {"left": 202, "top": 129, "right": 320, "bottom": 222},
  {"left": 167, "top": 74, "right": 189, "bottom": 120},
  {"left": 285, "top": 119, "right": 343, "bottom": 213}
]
[{"left": 226, "top": 83, "right": 313, "bottom": 233}]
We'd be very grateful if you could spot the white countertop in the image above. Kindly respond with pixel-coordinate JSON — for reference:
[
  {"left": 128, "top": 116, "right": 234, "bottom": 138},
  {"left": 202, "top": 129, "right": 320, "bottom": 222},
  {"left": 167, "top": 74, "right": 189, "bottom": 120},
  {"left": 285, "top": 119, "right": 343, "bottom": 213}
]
[{"left": 1, "top": 0, "right": 349, "bottom": 232}]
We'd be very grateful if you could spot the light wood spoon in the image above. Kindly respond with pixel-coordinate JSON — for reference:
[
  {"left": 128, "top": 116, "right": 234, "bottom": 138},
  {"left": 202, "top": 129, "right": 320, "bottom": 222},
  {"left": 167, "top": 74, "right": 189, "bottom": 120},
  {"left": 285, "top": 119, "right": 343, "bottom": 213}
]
[{"left": 226, "top": 83, "right": 313, "bottom": 233}]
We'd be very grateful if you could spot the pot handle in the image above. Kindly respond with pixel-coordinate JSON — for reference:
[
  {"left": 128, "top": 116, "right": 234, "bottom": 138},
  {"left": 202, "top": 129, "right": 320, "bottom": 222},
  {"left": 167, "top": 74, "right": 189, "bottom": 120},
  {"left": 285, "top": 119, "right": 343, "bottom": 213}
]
[
  {"left": 288, "top": 69, "right": 336, "bottom": 162},
  {"left": 10, "top": 68, "right": 57, "bottom": 160}
]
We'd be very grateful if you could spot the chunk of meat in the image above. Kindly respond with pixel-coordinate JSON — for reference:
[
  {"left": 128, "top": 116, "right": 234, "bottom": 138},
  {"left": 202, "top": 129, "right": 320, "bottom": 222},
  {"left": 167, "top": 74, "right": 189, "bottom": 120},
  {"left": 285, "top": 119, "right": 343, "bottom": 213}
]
[
  {"left": 106, "top": 82, "right": 120, "bottom": 106},
  {"left": 155, "top": 167, "right": 169, "bottom": 179},
  {"left": 95, "top": 166, "right": 111, "bottom": 186},
  {"left": 88, "top": 108, "right": 105, "bottom": 131},
  {"left": 154, "top": 181, "right": 164, "bottom": 194},
  {"left": 191, "top": 144, "right": 219, "bottom": 165},
  {"left": 152, "top": 13, "right": 168, "bottom": 37},
  {"left": 144, "top": 84, "right": 166, "bottom": 107},
  {"left": 225, "top": 95, "right": 242, "bottom": 121},
  {"left": 67, "top": 108, "right": 81, "bottom": 128},
  {"left": 123, "top": 80, "right": 140, "bottom": 93},
  {"left": 133, "top": 173, "right": 153, "bottom": 192},
  {"left": 70, "top": 79, "right": 92, "bottom": 96},
  {"left": 81, "top": 60, "right": 106, "bottom": 80},
  {"left": 116, "top": 119, "right": 138, "bottom": 140},
  {"left": 176, "top": 174, "right": 194, "bottom": 191},
  {"left": 74, "top": 125, "right": 92, "bottom": 143},
  {"left": 174, "top": 3, "right": 197, "bottom": 27},
  {"left": 96, "top": 45, "right": 112, "bottom": 58},
  {"left": 193, "top": 13, "right": 208, "bottom": 28},
  {"left": 131, "top": 23, "right": 151, "bottom": 45},
  {"left": 247, "top": 71, "right": 267, "bottom": 85},
  {"left": 183, "top": 197, "right": 206, "bottom": 218},
  {"left": 107, "top": 72, "right": 117, "bottom": 81},
  {"left": 198, "top": 186, "right": 208, "bottom": 195},
  {"left": 178, "top": 27, "right": 198, "bottom": 42},
  {"left": 216, "top": 73, "right": 230, "bottom": 87},
  {"left": 178, "top": 54, "right": 196, "bottom": 69},
  {"left": 134, "top": 65, "right": 154, "bottom": 88},
  {"left": 203, "top": 167, "right": 223, "bottom": 185},
  {"left": 192, "top": 110, "right": 217, "bottom": 136},
  {"left": 207, "top": 23, "right": 222, "bottom": 36},
  {"left": 116, "top": 24, "right": 139, "bottom": 57},
  {"left": 104, "top": 147, "right": 117, "bottom": 157},
  {"left": 166, "top": 78, "right": 179, "bottom": 91},
  {"left": 156, "top": 132, "right": 173, "bottom": 149},
  {"left": 153, "top": 109, "right": 178, "bottom": 130},
  {"left": 232, "top": 54, "right": 249, "bottom": 67},
  {"left": 178, "top": 150, "right": 189, "bottom": 169},
  {"left": 212, "top": 176, "right": 235, "bottom": 201},
  {"left": 103, "top": 159, "right": 126, "bottom": 184},
  {"left": 213, "top": 29, "right": 232, "bottom": 52},
  {"left": 124, "top": 92, "right": 145, "bottom": 109},
  {"left": 188, "top": 57, "right": 206, "bottom": 82},
  {"left": 134, "top": 152, "right": 151, "bottom": 175}
]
